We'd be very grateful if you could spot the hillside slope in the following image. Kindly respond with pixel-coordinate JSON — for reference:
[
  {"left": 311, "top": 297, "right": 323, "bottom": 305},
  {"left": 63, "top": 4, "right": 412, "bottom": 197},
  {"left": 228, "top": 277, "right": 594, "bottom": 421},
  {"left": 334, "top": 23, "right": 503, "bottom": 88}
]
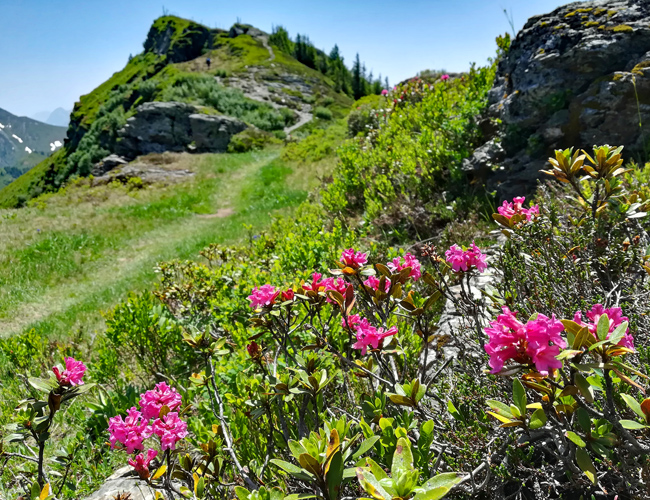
[
  {"left": 0, "top": 16, "right": 354, "bottom": 208},
  {"left": 0, "top": 108, "right": 66, "bottom": 189}
]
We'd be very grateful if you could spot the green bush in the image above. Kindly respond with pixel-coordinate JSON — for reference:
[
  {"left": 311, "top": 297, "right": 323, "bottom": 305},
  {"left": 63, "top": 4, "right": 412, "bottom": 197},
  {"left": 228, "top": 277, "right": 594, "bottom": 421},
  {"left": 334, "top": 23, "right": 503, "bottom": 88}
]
[
  {"left": 313, "top": 106, "right": 333, "bottom": 121},
  {"left": 227, "top": 128, "right": 278, "bottom": 153}
]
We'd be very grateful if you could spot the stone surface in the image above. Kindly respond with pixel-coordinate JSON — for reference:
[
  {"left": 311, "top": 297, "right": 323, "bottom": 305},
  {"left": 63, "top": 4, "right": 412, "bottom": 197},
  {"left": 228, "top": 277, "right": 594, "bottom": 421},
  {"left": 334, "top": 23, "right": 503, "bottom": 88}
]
[
  {"left": 189, "top": 114, "right": 247, "bottom": 152},
  {"left": 92, "top": 154, "right": 129, "bottom": 176},
  {"left": 116, "top": 102, "right": 246, "bottom": 159},
  {"left": 83, "top": 466, "right": 156, "bottom": 500},
  {"left": 469, "top": 0, "right": 650, "bottom": 199}
]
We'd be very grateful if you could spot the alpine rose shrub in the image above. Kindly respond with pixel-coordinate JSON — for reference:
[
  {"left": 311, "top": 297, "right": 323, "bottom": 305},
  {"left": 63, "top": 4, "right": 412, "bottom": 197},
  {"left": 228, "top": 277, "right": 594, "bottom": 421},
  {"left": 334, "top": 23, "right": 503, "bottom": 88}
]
[
  {"left": 497, "top": 196, "right": 539, "bottom": 221},
  {"left": 445, "top": 242, "right": 487, "bottom": 273},
  {"left": 574, "top": 304, "right": 635, "bottom": 350},
  {"left": 484, "top": 307, "right": 566, "bottom": 375},
  {"left": 364, "top": 275, "right": 391, "bottom": 292},
  {"left": 52, "top": 357, "right": 87, "bottom": 386}
]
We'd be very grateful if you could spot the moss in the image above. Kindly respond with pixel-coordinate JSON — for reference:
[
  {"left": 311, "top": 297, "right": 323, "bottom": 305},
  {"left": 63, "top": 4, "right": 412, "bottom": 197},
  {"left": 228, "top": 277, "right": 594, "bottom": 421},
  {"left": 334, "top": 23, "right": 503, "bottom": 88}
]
[
  {"left": 540, "top": 21, "right": 548, "bottom": 27},
  {"left": 584, "top": 21, "right": 599, "bottom": 27},
  {"left": 576, "top": 8, "right": 593, "bottom": 13},
  {"left": 565, "top": 11, "right": 577, "bottom": 18},
  {"left": 612, "top": 73, "right": 626, "bottom": 82},
  {"left": 612, "top": 24, "right": 634, "bottom": 33},
  {"left": 594, "top": 8, "right": 607, "bottom": 16},
  {"left": 632, "top": 61, "right": 650, "bottom": 75}
]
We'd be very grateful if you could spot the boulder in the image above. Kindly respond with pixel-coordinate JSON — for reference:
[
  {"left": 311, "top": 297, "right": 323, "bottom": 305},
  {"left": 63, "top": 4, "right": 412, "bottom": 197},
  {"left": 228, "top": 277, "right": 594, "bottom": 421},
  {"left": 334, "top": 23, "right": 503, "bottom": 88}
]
[
  {"left": 469, "top": 0, "right": 650, "bottom": 198},
  {"left": 189, "top": 114, "right": 247, "bottom": 152},
  {"left": 116, "top": 102, "right": 195, "bottom": 159},
  {"left": 83, "top": 466, "right": 156, "bottom": 500},
  {"left": 92, "top": 154, "right": 128, "bottom": 176}
]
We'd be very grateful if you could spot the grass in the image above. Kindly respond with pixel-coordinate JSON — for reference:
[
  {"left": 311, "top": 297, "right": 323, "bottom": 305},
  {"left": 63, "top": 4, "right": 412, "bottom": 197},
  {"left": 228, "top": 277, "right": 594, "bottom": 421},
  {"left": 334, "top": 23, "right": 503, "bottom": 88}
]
[{"left": 0, "top": 146, "right": 331, "bottom": 340}]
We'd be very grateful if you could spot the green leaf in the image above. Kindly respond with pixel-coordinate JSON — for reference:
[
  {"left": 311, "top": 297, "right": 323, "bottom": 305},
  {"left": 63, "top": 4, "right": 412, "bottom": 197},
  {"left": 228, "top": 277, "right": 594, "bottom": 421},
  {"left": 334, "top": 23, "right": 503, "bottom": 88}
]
[
  {"left": 565, "top": 431, "right": 586, "bottom": 447},
  {"left": 356, "top": 468, "right": 391, "bottom": 500},
  {"left": 529, "top": 408, "right": 547, "bottom": 430},
  {"left": 608, "top": 321, "right": 628, "bottom": 346},
  {"left": 575, "top": 448, "right": 597, "bottom": 484},
  {"left": 391, "top": 437, "right": 414, "bottom": 476},
  {"left": 388, "top": 394, "right": 414, "bottom": 407},
  {"left": 364, "top": 457, "right": 388, "bottom": 481},
  {"left": 288, "top": 440, "right": 307, "bottom": 460},
  {"left": 621, "top": 394, "right": 645, "bottom": 419},
  {"left": 512, "top": 379, "right": 527, "bottom": 416},
  {"left": 326, "top": 451, "right": 344, "bottom": 500},
  {"left": 574, "top": 373, "right": 594, "bottom": 403},
  {"left": 413, "top": 487, "right": 454, "bottom": 500},
  {"left": 596, "top": 314, "right": 610, "bottom": 341},
  {"left": 270, "top": 459, "right": 314, "bottom": 481},
  {"left": 28, "top": 377, "right": 56, "bottom": 393},
  {"left": 619, "top": 419, "right": 647, "bottom": 429},
  {"left": 234, "top": 486, "right": 251, "bottom": 500},
  {"left": 486, "top": 399, "right": 515, "bottom": 418},
  {"left": 421, "top": 472, "right": 461, "bottom": 491},
  {"left": 352, "top": 436, "right": 381, "bottom": 461}
]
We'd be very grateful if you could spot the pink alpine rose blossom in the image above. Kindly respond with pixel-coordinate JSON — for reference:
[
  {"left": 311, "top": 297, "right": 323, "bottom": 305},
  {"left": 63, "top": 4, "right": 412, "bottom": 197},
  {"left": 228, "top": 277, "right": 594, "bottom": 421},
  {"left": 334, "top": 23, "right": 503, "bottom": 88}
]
[
  {"left": 152, "top": 412, "right": 189, "bottom": 451},
  {"left": 108, "top": 407, "right": 153, "bottom": 453},
  {"left": 139, "top": 382, "right": 183, "bottom": 420},
  {"left": 445, "top": 242, "right": 487, "bottom": 273},
  {"left": 342, "top": 314, "right": 361, "bottom": 330},
  {"left": 340, "top": 248, "right": 368, "bottom": 269},
  {"left": 574, "top": 304, "right": 634, "bottom": 351},
  {"left": 281, "top": 288, "right": 295, "bottom": 301},
  {"left": 352, "top": 318, "right": 398, "bottom": 355},
  {"left": 302, "top": 273, "right": 328, "bottom": 292},
  {"left": 128, "top": 449, "right": 158, "bottom": 480},
  {"left": 440, "top": 74, "right": 449, "bottom": 81},
  {"left": 381, "top": 89, "right": 389, "bottom": 96},
  {"left": 484, "top": 307, "right": 566, "bottom": 376},
  {"left": 52, "top": 357, "right": 87, "bottom": 386},
  {"left": 248, "top": 285, "right": 280, "bottom": 309},
  {"left": 497, "top": 196, "right": 539, "bottom": 221},
  {"left": 364, "top": 275, "right": 391, "bottom": 292},
  {"left": 387, "top": 253, "right": 422, "bottom": 280}
]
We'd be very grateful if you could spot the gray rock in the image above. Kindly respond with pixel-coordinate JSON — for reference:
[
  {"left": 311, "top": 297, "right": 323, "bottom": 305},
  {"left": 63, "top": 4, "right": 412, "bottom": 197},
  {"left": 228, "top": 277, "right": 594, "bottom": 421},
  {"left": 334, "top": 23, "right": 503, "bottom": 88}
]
[
  {"left": 116, "top": 102, "right": 248, "bottom": 159},
  {"left": 467, "top": 0, "right": 650, "bottom": 199},
  {"left": 189, "top": 114, "right": 247, "bottom": 152},
  {"left": 83, "top": 466, "right": 156, "bottom": 500},
  {"left": 92, "top": 154, "right": 128, "bottom": 176}
]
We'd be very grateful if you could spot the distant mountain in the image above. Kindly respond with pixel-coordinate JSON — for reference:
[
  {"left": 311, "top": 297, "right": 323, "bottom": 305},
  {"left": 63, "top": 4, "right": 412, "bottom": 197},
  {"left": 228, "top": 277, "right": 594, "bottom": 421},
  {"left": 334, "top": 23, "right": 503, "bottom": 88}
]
[
  {"left": 31, "top": 107, "right": 71, "bottom": 127},
  {"left": 0, "top": 108, "right": 66, "bottom": 189}
]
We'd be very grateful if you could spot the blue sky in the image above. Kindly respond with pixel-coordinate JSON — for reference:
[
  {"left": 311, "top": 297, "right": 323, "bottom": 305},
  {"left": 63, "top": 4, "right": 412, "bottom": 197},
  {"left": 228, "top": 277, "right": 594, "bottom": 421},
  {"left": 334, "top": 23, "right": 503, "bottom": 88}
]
[{"left": 1, "top": 0, "right": 577, "bottom": 118}]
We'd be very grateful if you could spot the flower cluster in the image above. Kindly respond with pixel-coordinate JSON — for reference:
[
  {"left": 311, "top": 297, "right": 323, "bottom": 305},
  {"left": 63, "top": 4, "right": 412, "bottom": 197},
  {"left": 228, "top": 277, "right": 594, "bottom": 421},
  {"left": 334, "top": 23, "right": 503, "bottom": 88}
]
[
  {"left": 350, "top": 318, "right": 398, "bottom": 355},
  {"left": 484, "top": 307, "right": 566, "bottom": 376},
  {"left": 248, "top": 285, "right": 280, "bottom": 309},
  {"left": 109, "top": 383, "right": 187, "bottom": 477},
  {"left": 139, "top": 382, "right": 182, "bottom": 420},
  {"left": 497, "top": 196, "right": 539, "bottom": 221},
  {"left": 52, "top": 357, "right": 87, "bottom": 387},
  {"left": 364, "top": 275, "right": 391, "bottom": 292},
  {"left": 445, "top": 242, "right": 488, "bottom": 273},
  {"left": 387, "top": 253, "right": 422, "bottom": 280},
  {"left": 574, "top": 304, "right": 635, "bottom": 350},
  {"left": 440, "top": 74, "right": 449, "bottom": 81},
  {"left": 340, "top": 248, "right": 368, "bottom": 269}
]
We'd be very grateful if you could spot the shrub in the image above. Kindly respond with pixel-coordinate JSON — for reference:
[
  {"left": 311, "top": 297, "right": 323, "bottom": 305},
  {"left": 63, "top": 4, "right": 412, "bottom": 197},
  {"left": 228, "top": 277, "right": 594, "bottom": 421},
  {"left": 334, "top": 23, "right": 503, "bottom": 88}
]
[
  {"left": 227, "top": 128, "right": 278, "bottom": 153},
  {"left": 313, "top": 106, "right": 333, "bottom": 121}
]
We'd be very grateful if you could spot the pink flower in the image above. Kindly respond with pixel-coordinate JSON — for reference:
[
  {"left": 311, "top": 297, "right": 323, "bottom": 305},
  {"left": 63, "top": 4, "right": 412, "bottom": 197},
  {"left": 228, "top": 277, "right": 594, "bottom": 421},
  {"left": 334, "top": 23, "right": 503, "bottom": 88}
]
[
  {"left": 302, "top": 273, "right": 328, "bottom": 292},
  {"left": 281, "top": 288, "right": 295, "bottom": 301},
  {"left": 381, "top": 89, "right": 389, "bottom": 96},
  {"left": 152, "top": 412, "right": 188, "bottom": 451},
  {"left": 445, "top": 242, "right": 487, "bottom": 273},
  {"left": 574, "top": 304, "right": 634, "bottom": 350},
  {"left": 364, "top": 275, "right": 391, "bottom": 292},
  {"left": 352, "top": 319, "right": 398, "bottom": 355},
  {"left": 128, "top": 449, "right": 158, "bottom": 480},
  {"left": 139, "top": 382, "right": 182, "bottom": 420},
  {"left": 440, "top": 74, "right": 449, "bottom": 81},
  {"left": 340, "top": 248, "right": 368, "bottom": 269},
  {"left": 497, "top": 196, "right": 539, "bottom": 222},
  {"left": 484, "top": 307, "right": 566, "bottom": 376},
  {"left": 248, "top": 285, "right": 280, "bottom": 309},
  {"left": 52, "top": 357, "right": 87, "bottom": 386},
  {"left": 342, "top": 314, "right": 361, "bottom": 329},
  {"left": 387, "top": 253, "right": 422, "bottom": 280},
  {"left": 108, "top": 407, "right": 153, "bottom": 453}
]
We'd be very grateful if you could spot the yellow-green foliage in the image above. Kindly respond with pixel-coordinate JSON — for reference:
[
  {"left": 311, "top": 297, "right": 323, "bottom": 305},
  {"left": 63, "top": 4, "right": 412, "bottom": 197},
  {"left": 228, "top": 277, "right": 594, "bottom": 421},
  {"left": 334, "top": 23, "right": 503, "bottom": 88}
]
[
  {"left": 613, "top": 24, "right": 634, "bottom": 33},
  {"left": 584, "top": 21, "right": 599, "bottom": 27}
]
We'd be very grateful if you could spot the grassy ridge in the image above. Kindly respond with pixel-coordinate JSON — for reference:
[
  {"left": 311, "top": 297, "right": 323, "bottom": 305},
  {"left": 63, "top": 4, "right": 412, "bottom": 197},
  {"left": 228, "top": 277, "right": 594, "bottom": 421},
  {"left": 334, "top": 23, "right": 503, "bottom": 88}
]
[{"left": 0, "top": 141, "right": 339, "bottom": 340}]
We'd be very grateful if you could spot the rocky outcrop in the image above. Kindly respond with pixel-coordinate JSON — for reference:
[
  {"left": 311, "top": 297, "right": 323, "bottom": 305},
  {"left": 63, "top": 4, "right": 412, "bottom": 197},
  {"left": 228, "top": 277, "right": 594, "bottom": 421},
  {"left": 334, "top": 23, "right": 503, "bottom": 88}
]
[
  {"left": 115, "top": 102, "right": 247, "bottom": 159},
  {"left": 467, "top": 0, "right": 650, "bottom": 199},
  {"left": 83, "top": 466, "right": 156, "bottom": 500},
  {"left": 143, "top": 17, "right": 218, "bottom": 64},
  {"left": 92, "top": 154, "right": 128, "bottom": 176}
]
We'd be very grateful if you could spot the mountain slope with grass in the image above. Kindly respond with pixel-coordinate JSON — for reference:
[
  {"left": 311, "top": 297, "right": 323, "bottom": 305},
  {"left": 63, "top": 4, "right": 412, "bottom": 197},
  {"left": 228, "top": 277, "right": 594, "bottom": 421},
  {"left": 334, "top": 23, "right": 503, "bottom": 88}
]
[
  {"left": 0, "top": 15, "right": 379, "bottom": 208},
  {"left": 0, "top": 108, "right": 66, "bottom": 189}
]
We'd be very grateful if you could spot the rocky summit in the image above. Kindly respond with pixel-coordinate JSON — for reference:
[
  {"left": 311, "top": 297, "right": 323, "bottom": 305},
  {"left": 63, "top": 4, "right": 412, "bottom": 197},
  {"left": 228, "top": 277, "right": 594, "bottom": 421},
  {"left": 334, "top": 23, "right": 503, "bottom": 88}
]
[{"left": 466, "top": 0, "right": 650, "bottom": 198}]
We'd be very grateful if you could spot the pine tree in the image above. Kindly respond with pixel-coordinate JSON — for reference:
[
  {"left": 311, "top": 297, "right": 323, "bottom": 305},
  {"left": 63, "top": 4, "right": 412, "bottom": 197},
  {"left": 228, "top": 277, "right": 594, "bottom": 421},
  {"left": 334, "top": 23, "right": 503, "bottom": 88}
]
[{"left": 352, "top": 54, "right": 363, "bottom": 100}]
